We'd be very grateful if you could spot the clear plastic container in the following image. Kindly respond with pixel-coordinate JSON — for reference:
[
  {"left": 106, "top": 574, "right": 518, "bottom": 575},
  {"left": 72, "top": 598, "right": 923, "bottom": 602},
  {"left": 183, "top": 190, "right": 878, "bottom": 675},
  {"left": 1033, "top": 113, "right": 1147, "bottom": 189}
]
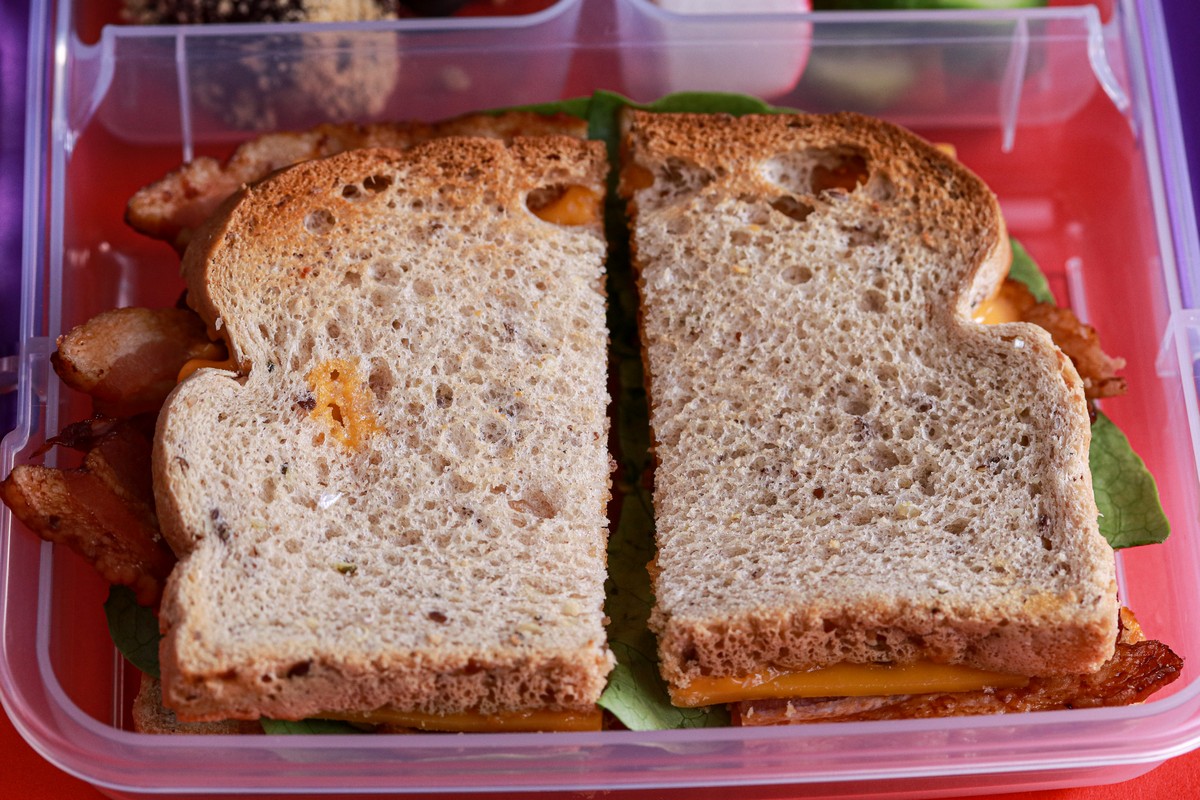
[{"left": 2, "top": 0, "right": 1199, "bottom": 796}]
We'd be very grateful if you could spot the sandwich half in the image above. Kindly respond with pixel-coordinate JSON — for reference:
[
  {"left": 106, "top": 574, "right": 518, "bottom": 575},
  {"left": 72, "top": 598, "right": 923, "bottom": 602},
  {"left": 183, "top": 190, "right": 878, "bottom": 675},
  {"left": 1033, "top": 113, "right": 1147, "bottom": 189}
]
[
  {"left": 619, "top": 110, "right": 1119, "bottom": 711},
  {"left": 153, "top": 136, "right": 614, "bottom": 730}
]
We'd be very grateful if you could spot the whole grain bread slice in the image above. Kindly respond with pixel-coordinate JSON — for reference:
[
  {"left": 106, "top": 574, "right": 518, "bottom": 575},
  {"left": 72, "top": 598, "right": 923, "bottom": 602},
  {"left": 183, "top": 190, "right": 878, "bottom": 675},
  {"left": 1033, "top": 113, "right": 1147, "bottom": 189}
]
[
  {"left": 154, "top": 136, "right": 614, "bottom": 722},
  {"left": 126, "top": 111, "right": 588, "bottom": 252},
  {"left": 619, "top": 110, "right": 1117, "bottom": 692}
]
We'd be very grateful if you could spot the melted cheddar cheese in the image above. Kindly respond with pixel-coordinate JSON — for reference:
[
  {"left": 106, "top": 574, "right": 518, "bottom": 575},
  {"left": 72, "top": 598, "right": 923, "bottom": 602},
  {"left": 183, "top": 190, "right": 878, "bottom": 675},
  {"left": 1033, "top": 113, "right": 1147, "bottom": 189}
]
[
  {"left": 530, "top": 185, "right": 600, "bottom": 226},
  {"left": 177, "top": 354, "right": 239, "bottom": 382},
  {"left": 671, "top": 662, "right": 1029, "bottom": 707},
  {"left": 972, "top": 289, "right": 1024, "bottom": 325},
  {"left": 306, "top": 358, "right": 382, "bottom": 450}
]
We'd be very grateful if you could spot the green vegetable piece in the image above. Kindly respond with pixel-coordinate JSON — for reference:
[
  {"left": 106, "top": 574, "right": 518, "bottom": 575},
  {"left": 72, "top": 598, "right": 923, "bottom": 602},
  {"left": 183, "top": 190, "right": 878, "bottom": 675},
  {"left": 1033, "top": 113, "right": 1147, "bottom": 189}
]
[
  {"left": 499, "top": 95, "right": 592, "bottom": 121},
  {"left": 1090, "top": 412, "right": 1171, "bottom": 548},
  {"left": 1007, "top": 238, "right": 1055, "bottom": 303},
  {"left": 104, "top": 585, "right": 161, "bottom": 679},
  {"left": 260, "top": 718, "right": 367, "bottom": 735}
]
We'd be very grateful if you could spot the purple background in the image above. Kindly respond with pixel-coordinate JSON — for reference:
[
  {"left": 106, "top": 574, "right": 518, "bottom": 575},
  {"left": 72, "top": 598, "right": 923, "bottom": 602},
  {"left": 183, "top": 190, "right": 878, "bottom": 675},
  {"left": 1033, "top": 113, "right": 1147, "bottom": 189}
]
[
  {"left": 1, "top": 1, "right": 27, "bottom": 435},
  {"left": 0, "top": 1, "right": 1198, "bottom": 436}
]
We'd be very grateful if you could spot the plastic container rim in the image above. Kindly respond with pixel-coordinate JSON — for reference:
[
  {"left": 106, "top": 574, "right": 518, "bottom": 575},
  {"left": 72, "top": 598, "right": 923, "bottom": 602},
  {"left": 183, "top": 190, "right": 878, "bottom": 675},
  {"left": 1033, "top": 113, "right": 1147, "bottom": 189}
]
[{"left": 4, "top": 0, "right": 1200, "bottom": 794}]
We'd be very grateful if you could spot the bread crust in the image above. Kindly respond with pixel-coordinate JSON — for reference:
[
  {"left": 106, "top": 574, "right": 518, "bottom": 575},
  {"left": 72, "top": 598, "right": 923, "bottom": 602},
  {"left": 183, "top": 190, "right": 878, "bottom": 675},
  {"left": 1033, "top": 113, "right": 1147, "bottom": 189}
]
[
  {"left": 154, "top": 136, "right": 614, "bottom": 721},
  {"left": 620, "top": 111, "right": 1117, "bottom": 688},
  {"left": 126, "top": 112, "right": 589, "bottom": 252}
]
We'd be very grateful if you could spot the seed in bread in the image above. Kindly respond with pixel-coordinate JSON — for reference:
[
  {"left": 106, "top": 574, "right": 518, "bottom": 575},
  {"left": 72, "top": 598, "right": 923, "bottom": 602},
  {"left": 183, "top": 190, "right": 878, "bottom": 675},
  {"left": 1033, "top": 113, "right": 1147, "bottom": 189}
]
[
  {"left": 618, "top": 110, "right": 1118, "bottom": 695},
  {"left": 153, "top": 136, "right": 614, "bottom": 723}
]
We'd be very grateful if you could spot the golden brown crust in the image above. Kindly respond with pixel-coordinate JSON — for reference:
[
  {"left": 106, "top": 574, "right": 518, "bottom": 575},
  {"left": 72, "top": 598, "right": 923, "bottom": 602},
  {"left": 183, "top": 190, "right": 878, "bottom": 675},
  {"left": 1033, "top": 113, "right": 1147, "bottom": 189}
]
[{"left": 126, "top": 112, "right": 588, "bottom": 252}]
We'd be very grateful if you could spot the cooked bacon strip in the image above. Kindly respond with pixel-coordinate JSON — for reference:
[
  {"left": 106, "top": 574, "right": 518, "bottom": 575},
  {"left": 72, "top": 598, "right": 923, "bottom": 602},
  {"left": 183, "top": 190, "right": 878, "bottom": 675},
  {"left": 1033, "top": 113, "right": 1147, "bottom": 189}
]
[
  {"left": 1001, "top": 279, "right": 1128, "bottom": 401},
  {"left": 125, "top": 112, "right": 589, "bottom": 252},
  {"left": 0, "top": 415, "right": 176, "bottom": 606},
  {"left": 52, "top": 307, "right": 225, "bottom": 417},
  {"left": 734, "top": 609, "right": 1181, "bottom": 725}
]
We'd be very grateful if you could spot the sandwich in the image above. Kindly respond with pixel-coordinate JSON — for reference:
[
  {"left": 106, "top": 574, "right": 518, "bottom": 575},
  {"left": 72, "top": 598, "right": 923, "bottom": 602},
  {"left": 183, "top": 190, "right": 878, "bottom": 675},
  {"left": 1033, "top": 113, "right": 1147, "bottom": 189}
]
[
  {"left": 149, "top": 134, "right": 614, "bottom": 729},
  {"left": 1, "top": 96, "right": 1179, "bottom": 735},
  {"left": 617, "top": 108, "right": 1178, "bottom": 724}
]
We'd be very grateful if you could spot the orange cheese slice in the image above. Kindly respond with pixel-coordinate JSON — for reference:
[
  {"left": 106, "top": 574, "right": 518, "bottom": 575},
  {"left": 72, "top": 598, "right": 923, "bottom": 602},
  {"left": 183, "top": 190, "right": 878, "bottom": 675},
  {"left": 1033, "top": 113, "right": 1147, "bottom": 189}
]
[
  {"left": 320, "top": 705, "right": 603, "bottom": 732},
  {"left": 530, "top": 185, "right": 600, "bottom": 226},
  {"left": 972, "top": 289, "right": 1024, "bottom": 325},
  {"left": 305, "top": 358, "right": 382, "bottom": 450},
  {"left": 177, "top": 354, "right": 239, "bottom": 382},
  {"left": 670, "top": 661, "right": 1029, "bottom": 707}
]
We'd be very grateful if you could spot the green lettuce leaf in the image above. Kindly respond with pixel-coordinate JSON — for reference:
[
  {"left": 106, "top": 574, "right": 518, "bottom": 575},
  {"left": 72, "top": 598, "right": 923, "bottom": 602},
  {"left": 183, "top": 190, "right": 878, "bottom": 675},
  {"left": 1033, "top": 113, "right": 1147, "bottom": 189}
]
[
  {"left": 1005, "top": 239, "right": 1169, "bottom": 549},
  {"left": 104, "top": 585, "right": 161, "bottom": 679},
  {"left": 260, "top": 718, "right": 367, "bottom": 735},
  {"left": 1007, "top": 238, "right": 1055, "bottom": 303},
  {"left": 1090, "top": 412, "right": 1171, "bottom": 548}
]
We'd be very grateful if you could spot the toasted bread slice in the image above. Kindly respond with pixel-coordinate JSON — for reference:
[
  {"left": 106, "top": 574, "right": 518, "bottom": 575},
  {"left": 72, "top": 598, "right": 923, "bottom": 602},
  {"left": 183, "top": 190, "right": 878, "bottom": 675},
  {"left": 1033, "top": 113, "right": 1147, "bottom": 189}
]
[
  {"left": 126, "top": 112, "right": 588, "bottom": 252},
  {"left": 154, "top": 136, "right": 614, "bottom": 722},
  {"left": 619, "top": 110, "right": 1117, "bottom": 694}
]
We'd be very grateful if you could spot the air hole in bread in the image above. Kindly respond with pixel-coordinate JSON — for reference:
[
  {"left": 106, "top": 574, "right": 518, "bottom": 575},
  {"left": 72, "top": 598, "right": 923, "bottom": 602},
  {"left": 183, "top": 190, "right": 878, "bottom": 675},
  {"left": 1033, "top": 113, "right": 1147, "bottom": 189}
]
[
  {"left": 872, "top": 445, "right": 900, "bottom": 471},
  {"left": 782, "top": 265, "right": 813, "bottom": 285},
  {"left": 413, "top": 279, "right": 435, "bottom": 298},
  {"left": 844, "top": 222, "right": 886, "bottom": 248},
  {"left": 341, "top": 271, "right": 361, "bottom": 288},
  {"left": 867, "top": 171, "right": 897, "bottom": 202},
  {"left": 917, "top": 466, "right": 937, "bottom": 496},
  {"left": 770, "top": 195, "right": 815, "bottom": 223},
  {"left": 509, "top": 490, "right": 557, "bottom": 520},
  {"left": 363, "top": 173, "right": 393, "bottom": 193},
  {"left": 368, "top": 363, "right": 394, "bottom": 401},
  {"left": 761, "top": 147, "right": 869, "bottom": 198},
  {"left": 840, "top": 397, "right": 871, "bottom": 417},
  {"left": 812, "top": 153, "right": 869, "bottom": 194},
  {"left": 876, "top": 363, "right": 899, "bottom": 383},
  {"left": 666, "top": 216, "right": 693, "bottom": 236},
  {"left": 342, "top": 184, "right": 361, "bottom": 199},
  {"left": 946, "top": 518, "right": 969, "bottom": 535},
  {"left": 304, "top": 209, "right": 336, "bottom": 235},
  {"left": 662, "top": 157, "right": 714, "bottom": 195},
  {"left": 859, "top": 289, "right": 887, "bottom": 313}
]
